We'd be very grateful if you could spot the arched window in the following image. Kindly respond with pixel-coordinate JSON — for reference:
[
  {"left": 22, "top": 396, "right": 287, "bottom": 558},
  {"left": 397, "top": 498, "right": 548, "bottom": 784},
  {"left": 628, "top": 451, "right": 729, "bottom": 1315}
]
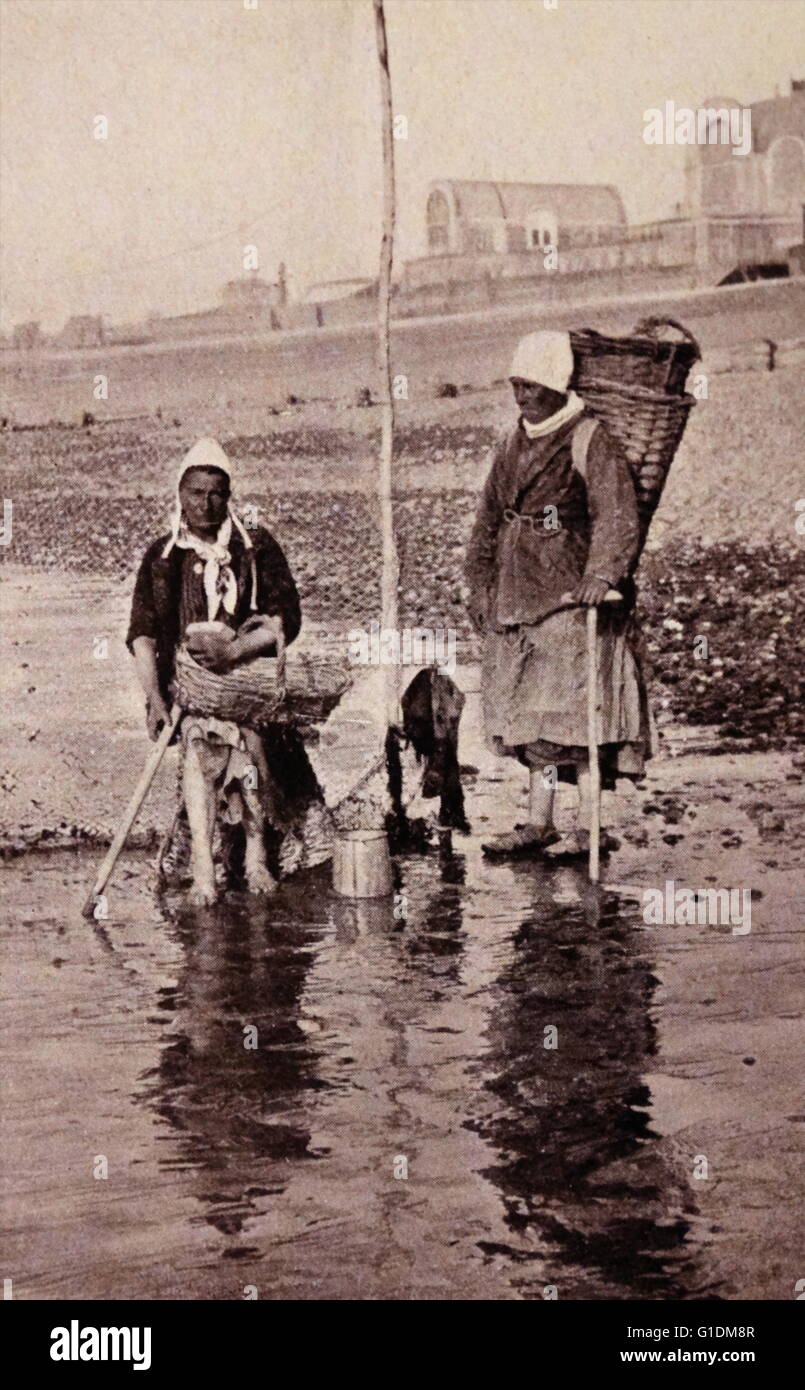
[{"left": 427, "top": 191, "right": 451, "bottom": 251}]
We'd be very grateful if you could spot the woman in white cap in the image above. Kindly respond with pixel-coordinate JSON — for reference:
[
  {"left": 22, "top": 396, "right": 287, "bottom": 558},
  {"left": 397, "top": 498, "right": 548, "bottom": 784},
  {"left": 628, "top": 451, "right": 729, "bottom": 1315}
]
[
  {"left": 127, "top": 438, "right": 325, "bottom": 903},
  {"left": 465, "top": 331, "right": 651, "bottom": 859}
]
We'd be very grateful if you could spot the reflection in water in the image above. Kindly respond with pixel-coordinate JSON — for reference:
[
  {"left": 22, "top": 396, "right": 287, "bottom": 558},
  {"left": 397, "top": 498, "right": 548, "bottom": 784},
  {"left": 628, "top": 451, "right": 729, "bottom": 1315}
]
[
  {"left": 468, "top": 866, "right": 705, "bottom": 1299},
  {"left": 402, "top": 835, "right": 466, "bottom": 973},
  {"left": 134, "top": 847, "right": 710, "bottom": 1298},
  {"left": 140, "top": 868, "right": 334, "bottom": 1242}
]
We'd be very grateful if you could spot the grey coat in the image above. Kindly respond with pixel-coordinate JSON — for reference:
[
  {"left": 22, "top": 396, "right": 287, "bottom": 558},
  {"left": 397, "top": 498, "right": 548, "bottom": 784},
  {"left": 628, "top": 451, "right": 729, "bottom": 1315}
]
[{"left": 465, "top": 413, "right": 640, "bottom": 630}]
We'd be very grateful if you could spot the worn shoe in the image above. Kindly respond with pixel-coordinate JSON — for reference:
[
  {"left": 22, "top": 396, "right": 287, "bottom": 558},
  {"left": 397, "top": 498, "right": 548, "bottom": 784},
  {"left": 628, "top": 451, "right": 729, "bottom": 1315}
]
[
  {"left": 481, "top": 823, "right": 560, "bottom": 859},
  {"left": 544, "top": 828, "right": 621, "bottom": 861}
]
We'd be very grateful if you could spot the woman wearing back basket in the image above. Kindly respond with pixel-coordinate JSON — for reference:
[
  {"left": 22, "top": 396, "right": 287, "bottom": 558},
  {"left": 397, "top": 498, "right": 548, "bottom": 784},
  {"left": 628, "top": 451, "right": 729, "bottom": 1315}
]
[
  {"left": 466, "top": 331, "right": 653, "bottom": 861},
  {"left": 127, "top": 437, "right": 326, "bottom": 905}
]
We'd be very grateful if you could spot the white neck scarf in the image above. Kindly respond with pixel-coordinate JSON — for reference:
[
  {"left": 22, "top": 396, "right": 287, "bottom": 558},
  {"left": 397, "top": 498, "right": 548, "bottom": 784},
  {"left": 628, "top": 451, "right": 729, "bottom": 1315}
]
[
  {"left": 173, "top": 514, "right": 240, "bottom": 621},
  {"left": 521, "top": 390, "right": 584, "bottom": 439}
]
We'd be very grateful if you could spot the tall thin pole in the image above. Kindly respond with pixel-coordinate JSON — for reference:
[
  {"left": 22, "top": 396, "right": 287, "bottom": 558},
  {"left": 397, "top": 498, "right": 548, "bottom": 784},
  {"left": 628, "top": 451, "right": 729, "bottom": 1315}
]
[{"left": 373, "top": 0, "right": 400, "bottom": 729}]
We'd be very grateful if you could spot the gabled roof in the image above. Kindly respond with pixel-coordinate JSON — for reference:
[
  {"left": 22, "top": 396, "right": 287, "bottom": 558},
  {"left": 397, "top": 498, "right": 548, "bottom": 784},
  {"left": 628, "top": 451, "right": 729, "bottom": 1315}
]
[{"left": 437, "top": 179, "right": 626, "bottom": 225}]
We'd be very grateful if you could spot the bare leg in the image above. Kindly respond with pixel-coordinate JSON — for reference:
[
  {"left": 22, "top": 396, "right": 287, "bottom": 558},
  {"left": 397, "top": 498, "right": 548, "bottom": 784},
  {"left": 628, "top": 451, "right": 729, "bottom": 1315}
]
[
  {"left": 183, "top": 738, "right": 218, "bottom": 906},
  {"left": 239, "top": 730, "right": 278, "bottom": 895},
  {"left": 242, "top": 789, "right": 277, "bottom": 895},
  {"left": 244, "top": 834, "right": 277, "bottom": 895},
  {"left": 482, "top": 763, "right": 559, "bottom": 857},
  {"left": 528, "top": 768, "right": 556, "bottom": 831},
  {"left": 544, "top": 760, "right": 618, "bottom": 860}
]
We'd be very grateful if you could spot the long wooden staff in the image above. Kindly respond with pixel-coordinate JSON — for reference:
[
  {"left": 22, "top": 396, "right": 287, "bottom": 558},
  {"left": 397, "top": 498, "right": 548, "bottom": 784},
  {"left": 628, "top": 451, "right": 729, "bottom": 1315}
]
[
  {"left": 82, "top": 705, "right": 183, "bottom": 918},
  {"left": 586, "top": 591, "right": 622, "bottom": 883},
  {"left": 373, "top": 0, "right": 400, "bottom": 731},
  {"left": 586, "top": 607, "right": 602, "bottom": 883}
]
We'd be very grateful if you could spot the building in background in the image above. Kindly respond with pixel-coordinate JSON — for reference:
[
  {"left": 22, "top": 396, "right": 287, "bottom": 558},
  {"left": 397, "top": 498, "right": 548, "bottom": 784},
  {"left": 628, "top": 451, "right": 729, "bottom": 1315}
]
[
  {"left": 403, "top": 83, "right": 805, "bottom": 307},
  {"left": 404, "top": 179, "right": 627, "bottom": 297},
  {"left": 687, "top": 83, "right": 805, "bottom": 222},
  {"left": 57, "top": 315, "right": 106, "bottom": 349},
  {"left": 10, "top": 321, "right": 44, "bottom": 350},
  {"left": 219, "top": 270, "right": 285, "bottom": 313},
  {"left": 787, "top": 204, "right": 805, "bottom": 277},
  {"left": 8, "top": 85, "right": 801, "bottom": 353},
  {"left": 145, "top": 268, "right": 288, "bottom": 342},
  {"left": 682, "top": 82, "right": 805, "bottom": 275},
  {"left": 422, "top": 179, "right": 626, "bottom": 257},
  {"left": 302, "top": 277, "right": 375, "bottom": 304},
  {"left": 288, "top": 276, "right": 377, "bottom": 329}
]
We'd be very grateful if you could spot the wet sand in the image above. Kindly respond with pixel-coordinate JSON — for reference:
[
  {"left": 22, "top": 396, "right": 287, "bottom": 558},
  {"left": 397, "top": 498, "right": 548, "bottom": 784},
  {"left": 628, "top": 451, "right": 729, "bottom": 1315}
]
[{"left": 2, "top": 708, "right": 802, "bottom": 1301}]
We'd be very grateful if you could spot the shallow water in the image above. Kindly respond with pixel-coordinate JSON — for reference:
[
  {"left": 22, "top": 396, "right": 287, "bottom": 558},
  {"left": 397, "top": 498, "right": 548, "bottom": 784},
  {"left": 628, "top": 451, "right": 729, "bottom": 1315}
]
[{"left": 1, "top": 838, "right": 736, "bottom": 1303}]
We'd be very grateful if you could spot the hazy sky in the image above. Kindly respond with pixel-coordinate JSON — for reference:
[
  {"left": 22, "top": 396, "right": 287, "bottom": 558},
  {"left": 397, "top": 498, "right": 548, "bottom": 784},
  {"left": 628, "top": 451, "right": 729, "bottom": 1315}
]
[{"left": 1, "top": 0, "right": 803, "bottom": 331}]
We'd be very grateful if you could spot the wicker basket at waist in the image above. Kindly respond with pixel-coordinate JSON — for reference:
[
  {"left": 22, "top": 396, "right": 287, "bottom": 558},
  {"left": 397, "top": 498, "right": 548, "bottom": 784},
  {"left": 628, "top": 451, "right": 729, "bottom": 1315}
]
[{"left": 173, "top": 629, "right": 350, "bottom": 729}]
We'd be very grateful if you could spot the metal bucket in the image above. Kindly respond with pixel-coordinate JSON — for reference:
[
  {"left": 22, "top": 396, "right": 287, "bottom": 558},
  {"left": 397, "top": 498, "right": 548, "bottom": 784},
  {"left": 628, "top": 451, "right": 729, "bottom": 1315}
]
[{"left": 332, "top": 829, "right": 393, "bottom": 898}]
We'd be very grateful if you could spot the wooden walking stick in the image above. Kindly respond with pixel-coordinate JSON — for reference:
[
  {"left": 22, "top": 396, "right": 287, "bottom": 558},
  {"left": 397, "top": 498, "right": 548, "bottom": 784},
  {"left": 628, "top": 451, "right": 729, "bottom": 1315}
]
[
  {"left": 586, "top": 591, "right": 623, "bottom": 883},
  {"left": 82, "top": 704, "right": 183, "bottom": 918}
]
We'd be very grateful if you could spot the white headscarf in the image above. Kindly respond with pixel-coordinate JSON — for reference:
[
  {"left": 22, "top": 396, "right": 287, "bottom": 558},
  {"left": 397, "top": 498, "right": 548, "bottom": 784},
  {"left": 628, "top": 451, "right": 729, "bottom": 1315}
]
[
  {"left": 162, "top": 437, "right": 257, "bottom": 619},
  {"left": 509, "top": 330, "right": 584, "bottom": 438}
]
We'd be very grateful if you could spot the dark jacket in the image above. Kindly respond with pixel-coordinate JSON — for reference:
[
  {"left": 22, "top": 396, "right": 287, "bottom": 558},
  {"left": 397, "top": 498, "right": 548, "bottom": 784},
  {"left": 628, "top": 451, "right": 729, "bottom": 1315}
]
[
  {"left": 126, "top": 523, "right": 301, "bottom": 703},
  {"left": 465, "top": 413, "right": 640, "bottom": 630}
]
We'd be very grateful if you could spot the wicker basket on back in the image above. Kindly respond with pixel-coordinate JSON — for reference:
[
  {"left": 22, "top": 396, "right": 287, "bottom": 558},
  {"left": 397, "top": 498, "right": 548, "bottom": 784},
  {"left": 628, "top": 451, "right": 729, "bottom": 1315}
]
[
  {"left": 569, "top": 316, "right": 701, "bottom": 544},
  {"left": 173, "top": 626, "right": 350, "bottom": 730}
]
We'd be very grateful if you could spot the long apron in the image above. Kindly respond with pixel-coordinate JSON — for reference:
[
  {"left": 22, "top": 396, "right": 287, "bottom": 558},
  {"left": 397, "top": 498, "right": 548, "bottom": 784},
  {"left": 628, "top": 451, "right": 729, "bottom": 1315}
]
[{"left": 483, "top": 602, "right": 653, "bottom": 788}]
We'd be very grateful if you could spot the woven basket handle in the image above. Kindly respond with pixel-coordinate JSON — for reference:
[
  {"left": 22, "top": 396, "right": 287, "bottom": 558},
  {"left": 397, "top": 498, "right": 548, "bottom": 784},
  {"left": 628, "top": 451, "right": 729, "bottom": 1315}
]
[{"left": 633, "top": 316, "right": 702, "bottom": 360}]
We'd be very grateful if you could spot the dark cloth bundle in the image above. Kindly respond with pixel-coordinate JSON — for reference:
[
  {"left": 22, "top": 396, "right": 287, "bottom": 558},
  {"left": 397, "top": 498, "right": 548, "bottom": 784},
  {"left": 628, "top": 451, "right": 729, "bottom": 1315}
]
[{"left": 400, "top": 668, "right": 469, "bottom": 833}]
